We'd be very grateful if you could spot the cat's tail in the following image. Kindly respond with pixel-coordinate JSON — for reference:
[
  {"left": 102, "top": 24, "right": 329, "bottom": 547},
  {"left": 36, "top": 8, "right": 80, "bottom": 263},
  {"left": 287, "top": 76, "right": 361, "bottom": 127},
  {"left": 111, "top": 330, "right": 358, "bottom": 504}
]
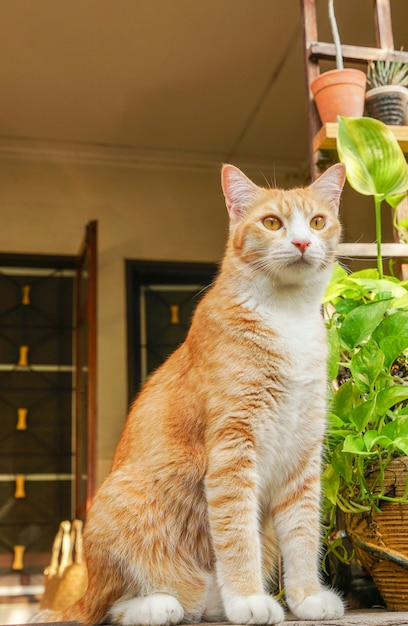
[
  {"left": 30, "top": 595, "right": 102, "bottom": 625},
  {"left": 31, "top": 593, "right": 112, "bottom": 624},
  {"left": 31, "top": 567, "right": 125, "bottom": 625}
]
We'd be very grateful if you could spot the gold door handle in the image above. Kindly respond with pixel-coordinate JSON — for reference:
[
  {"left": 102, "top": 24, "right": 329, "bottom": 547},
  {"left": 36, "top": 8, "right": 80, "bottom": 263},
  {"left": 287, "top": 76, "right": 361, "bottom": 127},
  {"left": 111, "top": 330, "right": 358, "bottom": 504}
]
[
  {"left": 16, "top": 408, "right": 28, "bottom": 431},
  {"left": 170, "top": 304, "right": 180, "bottom": 325},
  {"left": 12, "top": 545, "right": 25, "bottom": 570},
  {"left": 21, "top": 285, "right": 31, "bottom": 305},
  {"left": 14, "top": 475, "right": 26, "bottom": 499},
  {"left": 18, "top": 345, "right": 29, "bottom": 367}
]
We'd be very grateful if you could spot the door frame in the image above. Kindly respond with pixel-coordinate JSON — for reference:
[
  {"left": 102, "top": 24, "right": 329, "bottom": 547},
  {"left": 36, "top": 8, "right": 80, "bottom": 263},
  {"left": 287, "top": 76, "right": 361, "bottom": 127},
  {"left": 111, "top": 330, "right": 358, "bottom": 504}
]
[{"left": 74, "top": 221, "right": 97, "bottom": 519}]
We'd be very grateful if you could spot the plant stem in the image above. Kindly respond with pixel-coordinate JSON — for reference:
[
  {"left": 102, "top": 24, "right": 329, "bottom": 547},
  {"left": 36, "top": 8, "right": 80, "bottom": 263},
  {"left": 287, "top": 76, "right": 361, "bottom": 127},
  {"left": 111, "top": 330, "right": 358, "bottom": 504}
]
[
  {"left": 375, "top": 196, "right": 383, "bottom": 278},
  {"left": 328, "top": 0, "right": 343, "bottom": 70}
]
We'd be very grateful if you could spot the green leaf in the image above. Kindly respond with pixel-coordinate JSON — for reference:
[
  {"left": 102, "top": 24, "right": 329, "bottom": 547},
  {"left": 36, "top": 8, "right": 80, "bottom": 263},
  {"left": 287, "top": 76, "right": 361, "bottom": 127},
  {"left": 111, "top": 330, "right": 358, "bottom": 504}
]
[
  {"left": 395, "top": 404, "right": 408, "bottom": 417},
  {"left": 364, "top": 429, "right": 391, "bottom": 451},
  {"left": 386, "top": 192, "right": 408, "bottom": 209},
  {"left": 348, "top": 269, "right": 379, "bottom": 280},
  {"left": 327, "top": 412, "right": 346, "bottom": 428},
  {"left": 327, "top": 324, "right": 340, "bottom": 381},
  {"left": 379, "top": 336, "right": 408, "bottom": 370},
  {"left": 323, "top": 264, "right": 352, "bottom": 303},
  {"left": 373, "top": 311, "right": 408, "bottom": 344},
  {"left": 331, "top": 379, "right": 355, "bottom": 422},
  {"left": 392, "top": 437, "right": 408, "bottom": 454},
  {"left": 348, "top": 278, "right": 406, "bottom": 299},
  {"left": 365, "top": 433, "right": 392, "bottom": 450},
  {"left": 349, "top": 397, "right": 376, "bottom": 432},
  {"left": 322, "top": 464, "right": 340, "bottom": 505},
  {"left": 343, "top": 434, "right": 370, "bottom": 455},
  {"left": 350, "top": 340, "right": 384, "bottom": 392},
  {"left": 363, "top": 429, "right": 379, "bottom": 450},
  {"left": 331, "top": 443, "right": 353, "bottom": 482},
  {"left": 334, "top": 298, "right": 361, "bottom": 315},
  {"left": 376, "top": 386, "right": 408, "bottom": 415},
  {"left": 337, "top": 116, "right": 408, "bottom": 200},
  {"left": 381, "top": 416, "right": 408, "bottom": 440},
  {"left": 393, "top": 291, "right": 408, "bottom": 309},
  {"left": 339, "top": 299, "right": 390, "bottom": 350}
]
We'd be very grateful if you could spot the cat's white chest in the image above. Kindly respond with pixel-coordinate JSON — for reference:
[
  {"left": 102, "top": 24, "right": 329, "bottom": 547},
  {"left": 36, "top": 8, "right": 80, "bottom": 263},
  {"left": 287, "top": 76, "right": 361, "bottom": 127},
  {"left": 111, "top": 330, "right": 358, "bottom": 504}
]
[
  {"left": 261, "top": 298, "right": 326, "bottom": 364},
  {"left": 255, "top": 302, "right": 327, "bottom": 497}
]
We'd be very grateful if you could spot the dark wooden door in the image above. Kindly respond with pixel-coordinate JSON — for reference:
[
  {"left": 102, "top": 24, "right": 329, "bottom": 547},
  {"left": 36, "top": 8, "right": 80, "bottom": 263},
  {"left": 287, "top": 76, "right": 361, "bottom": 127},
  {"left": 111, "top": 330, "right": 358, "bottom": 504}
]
[{"left": 0, "top": 255, "right": 75, "bottom": 575}]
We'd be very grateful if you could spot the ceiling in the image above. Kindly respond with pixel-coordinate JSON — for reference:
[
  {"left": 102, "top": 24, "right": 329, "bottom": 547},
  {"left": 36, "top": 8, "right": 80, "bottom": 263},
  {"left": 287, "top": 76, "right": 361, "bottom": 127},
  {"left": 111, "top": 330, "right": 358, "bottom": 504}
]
[{"left": 1, "top": 0, "right": 407, "bottom": 176}]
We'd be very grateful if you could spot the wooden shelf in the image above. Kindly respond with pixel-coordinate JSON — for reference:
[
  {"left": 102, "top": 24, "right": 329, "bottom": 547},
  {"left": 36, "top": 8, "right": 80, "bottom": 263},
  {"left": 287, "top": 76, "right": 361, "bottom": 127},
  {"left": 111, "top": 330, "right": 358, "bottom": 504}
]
[
  {"left": 337, "top": 242, "right": 408, "bottom": 258},
  {"left": 313, "top": 123, "right": 408, "bottom": 154}
]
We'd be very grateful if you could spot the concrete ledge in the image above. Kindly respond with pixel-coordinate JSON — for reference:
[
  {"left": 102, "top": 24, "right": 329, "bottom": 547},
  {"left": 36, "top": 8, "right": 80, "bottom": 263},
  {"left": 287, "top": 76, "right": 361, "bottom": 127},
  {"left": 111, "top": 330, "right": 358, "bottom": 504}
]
[{"left": 24, "top": 611, "right": 408, "bottom": 626}]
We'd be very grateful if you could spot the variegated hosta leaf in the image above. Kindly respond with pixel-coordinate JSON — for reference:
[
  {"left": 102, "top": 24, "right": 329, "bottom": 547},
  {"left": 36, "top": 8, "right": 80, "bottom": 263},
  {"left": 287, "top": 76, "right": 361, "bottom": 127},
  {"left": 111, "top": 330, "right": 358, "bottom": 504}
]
[{"left": 337, "top": 116, "right": 408, "bottom": 200}]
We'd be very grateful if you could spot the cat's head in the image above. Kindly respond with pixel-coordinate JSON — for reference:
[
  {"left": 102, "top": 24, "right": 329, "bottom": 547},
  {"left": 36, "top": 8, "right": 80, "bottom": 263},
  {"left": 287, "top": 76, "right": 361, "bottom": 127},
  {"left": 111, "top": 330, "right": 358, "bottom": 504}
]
[{"left": 221, "top": 163, "right": 345, "bottom": 286}]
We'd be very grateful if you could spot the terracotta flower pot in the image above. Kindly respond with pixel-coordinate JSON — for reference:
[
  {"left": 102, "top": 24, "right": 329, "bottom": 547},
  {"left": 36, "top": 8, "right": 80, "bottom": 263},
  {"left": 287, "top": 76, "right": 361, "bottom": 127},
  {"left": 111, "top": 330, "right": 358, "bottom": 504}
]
[
  {"left": 311, "top": 68, "right": 367, "bottom": 124},
  {"left": 365, "top": 85, "right": 408, "bottom": 125}
]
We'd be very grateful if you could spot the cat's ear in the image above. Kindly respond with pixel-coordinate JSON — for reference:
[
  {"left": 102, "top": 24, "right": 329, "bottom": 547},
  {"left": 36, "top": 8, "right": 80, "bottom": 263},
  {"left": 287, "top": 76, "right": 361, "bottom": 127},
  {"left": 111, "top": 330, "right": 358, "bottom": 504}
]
[
  {"left": 221, "top": 164, "right": 261, "bottom": 221},
  {"left": 310, "top": 163, "right": 346, "bottom": 214}
]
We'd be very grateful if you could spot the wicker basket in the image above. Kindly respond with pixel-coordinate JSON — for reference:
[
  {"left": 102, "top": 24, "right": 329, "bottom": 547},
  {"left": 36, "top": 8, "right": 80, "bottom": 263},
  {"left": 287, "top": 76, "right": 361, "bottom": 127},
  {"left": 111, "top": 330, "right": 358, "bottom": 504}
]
[{"left": 345, "top": 456, "right": 408, "bottom": 610}]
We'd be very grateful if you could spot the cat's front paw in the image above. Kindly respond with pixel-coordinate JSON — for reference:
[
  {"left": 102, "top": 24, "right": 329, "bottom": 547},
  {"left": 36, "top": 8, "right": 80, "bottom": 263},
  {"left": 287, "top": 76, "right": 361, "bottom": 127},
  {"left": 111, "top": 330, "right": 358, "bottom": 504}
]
[
  {"left": 225, "top": 594, "right": 284, "bottom": 625},
  {"left": 109, "top": 594, "right": 184, "bottom": 626},
  {"left": 290, "top": 589, "right": 344, "bottom": 621}
]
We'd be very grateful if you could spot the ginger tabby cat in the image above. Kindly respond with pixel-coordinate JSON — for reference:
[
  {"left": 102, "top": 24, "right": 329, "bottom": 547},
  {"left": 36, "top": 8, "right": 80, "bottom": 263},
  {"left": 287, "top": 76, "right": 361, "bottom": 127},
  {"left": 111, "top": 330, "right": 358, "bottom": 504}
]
[{"left": 35, "top": 163, "right": 346, "bottom": 625}]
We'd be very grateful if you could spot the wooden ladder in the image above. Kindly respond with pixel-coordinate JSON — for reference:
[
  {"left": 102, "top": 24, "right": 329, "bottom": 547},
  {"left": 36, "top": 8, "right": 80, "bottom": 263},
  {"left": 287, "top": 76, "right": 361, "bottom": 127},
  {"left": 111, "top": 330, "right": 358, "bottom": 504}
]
[{"left": 300, "top": 0, "right": 408, "bottom": 275}]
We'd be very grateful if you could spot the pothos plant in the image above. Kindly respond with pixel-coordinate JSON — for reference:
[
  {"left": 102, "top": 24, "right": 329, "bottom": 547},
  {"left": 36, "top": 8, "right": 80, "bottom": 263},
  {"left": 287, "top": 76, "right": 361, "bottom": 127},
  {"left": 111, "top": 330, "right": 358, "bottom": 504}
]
[{"left": 321, "top": 116, "right": 408, "bottom": 563}]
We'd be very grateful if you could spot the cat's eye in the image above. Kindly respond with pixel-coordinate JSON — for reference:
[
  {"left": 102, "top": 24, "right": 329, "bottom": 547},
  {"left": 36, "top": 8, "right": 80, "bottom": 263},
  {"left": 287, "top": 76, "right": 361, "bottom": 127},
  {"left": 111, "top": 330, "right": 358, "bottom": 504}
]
[
  {"left": 263, "top": 216, "right": 282, "bottom": 231},
  {"left": 310, "top": 215, "right": 326, "bottom": 230}
]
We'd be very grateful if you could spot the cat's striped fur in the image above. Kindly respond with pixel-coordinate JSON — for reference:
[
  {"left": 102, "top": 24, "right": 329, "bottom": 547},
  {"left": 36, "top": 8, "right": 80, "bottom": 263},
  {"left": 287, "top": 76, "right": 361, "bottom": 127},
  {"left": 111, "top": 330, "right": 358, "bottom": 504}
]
[{"left": 34, "top": 163, "right": 346, "bottom": 625}]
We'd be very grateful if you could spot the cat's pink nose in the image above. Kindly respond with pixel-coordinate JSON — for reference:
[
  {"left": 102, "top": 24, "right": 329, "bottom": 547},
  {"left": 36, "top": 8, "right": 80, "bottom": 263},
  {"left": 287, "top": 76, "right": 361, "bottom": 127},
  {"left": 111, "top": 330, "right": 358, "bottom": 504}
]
[{"left": 292, "top": 240, "right": 311, "bottom": 255}]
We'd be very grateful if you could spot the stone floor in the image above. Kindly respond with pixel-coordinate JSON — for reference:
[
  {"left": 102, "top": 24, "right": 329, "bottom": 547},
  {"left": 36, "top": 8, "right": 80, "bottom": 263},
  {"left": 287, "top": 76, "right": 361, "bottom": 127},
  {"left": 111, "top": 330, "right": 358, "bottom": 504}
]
[
  {"left": 0, "top": 573, "right": 43, "bottom": 624},
  {"left": 1, "top": 611, "right": 408, "bottom": 626},
  {"left": 0, "top": 601, "right": 39, "bottom": 625}
]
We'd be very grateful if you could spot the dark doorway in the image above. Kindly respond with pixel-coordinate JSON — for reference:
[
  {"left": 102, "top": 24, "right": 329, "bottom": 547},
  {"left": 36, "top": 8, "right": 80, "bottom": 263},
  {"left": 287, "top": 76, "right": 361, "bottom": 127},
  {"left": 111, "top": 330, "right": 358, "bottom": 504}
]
[
  {"left": 126, "top": 260, "right": 217, "bottom": 405},
  {"left": 0, "top": 221, "right": 97, "bottom": 591}
]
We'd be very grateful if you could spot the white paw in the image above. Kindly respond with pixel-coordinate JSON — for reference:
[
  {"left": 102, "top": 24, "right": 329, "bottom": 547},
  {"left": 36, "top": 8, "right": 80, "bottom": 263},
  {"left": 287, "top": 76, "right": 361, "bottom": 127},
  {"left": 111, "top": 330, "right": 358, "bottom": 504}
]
[
  {"left": 109, "top": 594, "right": 184, "bottom": 626},
  {"left": 225, "top": 594, "right": 284, "bottom": 625},
  {"left": 290, "top": 589, "right": 344, "bottom": 620}
]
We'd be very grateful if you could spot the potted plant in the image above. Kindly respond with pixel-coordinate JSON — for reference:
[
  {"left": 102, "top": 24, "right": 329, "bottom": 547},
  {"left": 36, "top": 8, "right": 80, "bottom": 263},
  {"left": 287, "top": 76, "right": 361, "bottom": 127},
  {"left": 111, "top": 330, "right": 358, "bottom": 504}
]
[
  {"left": 323, "top": 265, "right": 408, "bottom": 608},
  {"left": 311, "top": 0, "right": 366, "bottom": 124},
  {"left": 365, "top": 53, "right": 408, "bottom": 125},
  {"left": 322, "top": 116, "right": 408, "bottom": 609}
]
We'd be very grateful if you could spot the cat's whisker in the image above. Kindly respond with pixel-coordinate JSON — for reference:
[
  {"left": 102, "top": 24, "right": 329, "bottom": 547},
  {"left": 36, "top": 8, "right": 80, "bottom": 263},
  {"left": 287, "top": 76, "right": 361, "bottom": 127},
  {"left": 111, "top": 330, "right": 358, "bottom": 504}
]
[{"left": 195, "top": 282, "right": 216, "bottom": 298}]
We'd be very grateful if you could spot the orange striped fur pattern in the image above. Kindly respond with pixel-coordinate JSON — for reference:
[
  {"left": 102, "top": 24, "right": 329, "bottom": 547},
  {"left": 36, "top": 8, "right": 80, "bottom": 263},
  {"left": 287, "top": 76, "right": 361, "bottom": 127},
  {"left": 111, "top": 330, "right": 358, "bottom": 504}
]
[{"left": 33, "top": 163, "right": 346, "bottom": 625}]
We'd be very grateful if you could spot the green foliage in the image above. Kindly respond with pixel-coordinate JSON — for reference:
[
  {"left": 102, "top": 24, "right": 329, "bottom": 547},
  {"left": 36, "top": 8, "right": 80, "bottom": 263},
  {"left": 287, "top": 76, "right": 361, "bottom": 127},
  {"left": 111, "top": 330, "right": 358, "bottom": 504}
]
[
  {"left": 367, "top": 54, "right": 408, "bottom": 89},
  {"left": 323, "top": 266, "right": 408, "bottom": 528},
  {"left": 337, "top": 116, "right": 408, "bottom": 278},
  {"left": 337, "top": 117, "right": 408, "bottom": 201}
]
